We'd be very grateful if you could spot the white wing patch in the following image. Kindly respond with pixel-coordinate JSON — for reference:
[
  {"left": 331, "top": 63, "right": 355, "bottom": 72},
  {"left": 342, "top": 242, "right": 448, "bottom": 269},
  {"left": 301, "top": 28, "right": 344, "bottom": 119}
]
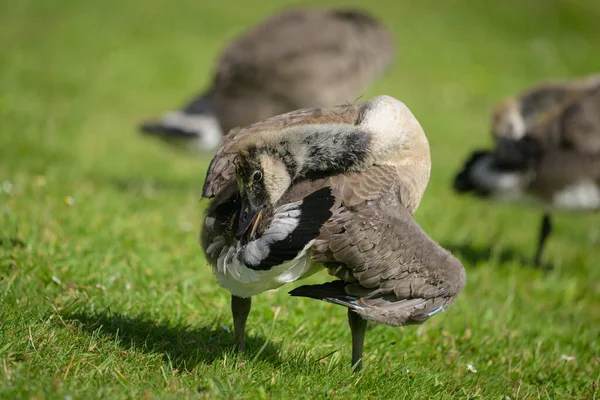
[
  {"left": 242, "top": 202, "right": 301, "bottom": 266},
  {"left": 206, "top": 200, "right": 322, "bottom": 298},
  {"left": 470, "top": 154, "right": 526, "bottom": 196},
  {"left": 161, "top": 111, "right": 223, "bottom": 151},
  {"left": 213, "top": 242, "right": 321, "bottom": 298},
  {"left": 553, "top": 181, "right": 600, "bottom": 211}
]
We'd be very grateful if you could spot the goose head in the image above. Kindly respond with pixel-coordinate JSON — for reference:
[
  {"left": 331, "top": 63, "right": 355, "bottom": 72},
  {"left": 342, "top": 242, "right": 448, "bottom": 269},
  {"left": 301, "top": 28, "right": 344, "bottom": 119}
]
[
  {"left": 234, "top": 150, "right": 292, "bottom": 240},
  {"left": 491, "top": 97, "right": 526, "bottom": 142},
  {"left": 218, "top": 94, "right": 432, "bottom": 239}
]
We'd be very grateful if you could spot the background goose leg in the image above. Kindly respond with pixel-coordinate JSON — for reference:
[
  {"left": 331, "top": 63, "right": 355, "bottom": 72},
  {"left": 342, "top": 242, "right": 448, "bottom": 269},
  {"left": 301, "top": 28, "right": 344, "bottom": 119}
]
[{"left": 534, "top": 213, "right": 552, "bottom": 267}]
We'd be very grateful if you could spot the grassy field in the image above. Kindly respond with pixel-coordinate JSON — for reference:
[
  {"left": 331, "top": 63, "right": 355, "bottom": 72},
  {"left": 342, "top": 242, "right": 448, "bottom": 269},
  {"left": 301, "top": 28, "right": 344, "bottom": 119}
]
[{"left": 1, "top": 0, "right": 600, "bottom": 398}]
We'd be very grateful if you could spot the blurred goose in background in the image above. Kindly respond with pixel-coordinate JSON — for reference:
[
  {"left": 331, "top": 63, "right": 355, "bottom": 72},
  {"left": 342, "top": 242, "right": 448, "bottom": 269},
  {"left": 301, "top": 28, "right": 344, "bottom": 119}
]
[
  {"left": 455, "top": 84, "right": 600, "bottom": 266},
  {"left": 139, "top": 8, "right": 395, "bottom": 154},
  {"left": 491, "top": 73, "right": 600, "bottom": 143},
  {"left": 201, "top": 95, "right": 466, "bottom": 371}
]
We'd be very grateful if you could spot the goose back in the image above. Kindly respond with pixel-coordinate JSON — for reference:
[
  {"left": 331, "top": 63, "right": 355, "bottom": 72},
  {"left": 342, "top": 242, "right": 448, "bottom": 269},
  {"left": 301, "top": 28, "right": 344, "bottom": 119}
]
[
  {"left": 527, "top": 83, "right": 600, "bottom": 155},
  {"left": 212, "top": 8, "right": 395, "bottom": 133},
  {"left": 492, "top": 73, "right": 600, "bottom": 141}
]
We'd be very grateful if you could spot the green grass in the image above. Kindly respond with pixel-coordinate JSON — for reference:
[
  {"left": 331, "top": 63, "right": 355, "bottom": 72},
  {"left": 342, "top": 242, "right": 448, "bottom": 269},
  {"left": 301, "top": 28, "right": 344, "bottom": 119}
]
[{"left": 1, "top": 0, "right": 600, "bottom": 398}]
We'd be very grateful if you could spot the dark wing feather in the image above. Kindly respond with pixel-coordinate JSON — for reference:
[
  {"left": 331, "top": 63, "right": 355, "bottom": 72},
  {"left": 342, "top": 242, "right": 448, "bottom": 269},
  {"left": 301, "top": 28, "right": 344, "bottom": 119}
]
[
  {"left": 247, "top": 187, "right": 336, "bottom": 270},
  {"left": 305, "top": 190, "right": 465, "bottom": 326},
  {"left": 289, "top": 280, "right": 356, "bottom": 308}
]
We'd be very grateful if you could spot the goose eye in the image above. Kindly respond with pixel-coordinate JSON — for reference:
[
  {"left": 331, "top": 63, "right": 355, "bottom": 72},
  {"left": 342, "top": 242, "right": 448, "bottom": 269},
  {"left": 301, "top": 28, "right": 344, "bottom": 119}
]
[{"left": 253, "top": 171, "right": 263, "bottom": 182}]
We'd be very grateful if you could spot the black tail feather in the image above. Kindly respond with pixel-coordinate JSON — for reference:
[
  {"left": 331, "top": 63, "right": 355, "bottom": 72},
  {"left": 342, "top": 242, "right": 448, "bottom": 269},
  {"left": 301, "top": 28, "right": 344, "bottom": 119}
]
[
  {"left": 289, "top": 281, "right": 357, "bottom": 309},
  {"left": 453, "top": 150, "right": 490, "bottom": 193},
  {"left": 138, "top": 120, "right": 199, "bottom": 139}
]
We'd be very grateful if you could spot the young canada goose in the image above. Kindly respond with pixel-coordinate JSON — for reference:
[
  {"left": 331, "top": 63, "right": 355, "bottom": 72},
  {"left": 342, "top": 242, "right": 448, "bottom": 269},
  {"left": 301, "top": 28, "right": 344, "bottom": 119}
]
[
  {"left": 201, "top": 95, "right": 466, "bottom": 371},
  {"left": 491, "top": 73, "right": 600, "bottom": 144},
  {"left": 139, "top": 8, "right": 395, "bottom": 154},
  {"left": 455, "top": 84, "right": 600, "bottom": 266}
]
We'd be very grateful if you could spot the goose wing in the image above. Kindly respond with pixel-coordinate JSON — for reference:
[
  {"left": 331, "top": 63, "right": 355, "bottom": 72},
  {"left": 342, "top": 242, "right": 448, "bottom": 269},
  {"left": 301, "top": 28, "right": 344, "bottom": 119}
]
[
  {"left": 516, "top": 84, "right": 600, "bottom": 155},
  {"left": 294, "top": 170, "right": 465, "bottom": 326},
  {"left": 530, "top": 149, "right": 600, "bottom": 196},
  {"left": 554, "top": 85, "right": 600, "bottom": 154}
]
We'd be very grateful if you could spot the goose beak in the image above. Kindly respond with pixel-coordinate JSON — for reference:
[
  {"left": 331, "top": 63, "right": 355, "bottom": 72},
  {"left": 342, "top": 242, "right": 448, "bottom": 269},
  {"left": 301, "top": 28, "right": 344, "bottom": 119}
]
[
  {"left": 235, "top": 197, "right": 262, "bottom": 240},
  {"left": 248, "top": 209, "right": 263, "bottom": 241}
]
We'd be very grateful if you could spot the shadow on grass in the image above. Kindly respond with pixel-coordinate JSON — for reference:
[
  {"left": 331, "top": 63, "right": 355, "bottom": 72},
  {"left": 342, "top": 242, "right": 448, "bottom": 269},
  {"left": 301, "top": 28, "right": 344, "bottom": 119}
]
[
  {"left": 62, "top": 310, "right": 281, "bottom": 371},
  {"left": 442, "top": 242, "right": 553, "bottom": 270},
  {"left": 0, "top": 237, "right": 26, "bottom": 248}
]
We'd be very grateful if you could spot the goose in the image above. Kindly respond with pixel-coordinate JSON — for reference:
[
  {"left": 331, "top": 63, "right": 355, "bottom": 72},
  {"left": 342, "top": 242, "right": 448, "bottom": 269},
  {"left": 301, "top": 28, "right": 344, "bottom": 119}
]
[
  {"left": 139, "top": 8, "right": 395, "bottom": 154},
  {"left": 454, "top": 84, "right": 600, "bottom": 266},
  {"left": 491, "top": 73, "right": 600, "bottom": 143},
  {"left": 201, "top": 95, "right": 466, "bottom": 371}
]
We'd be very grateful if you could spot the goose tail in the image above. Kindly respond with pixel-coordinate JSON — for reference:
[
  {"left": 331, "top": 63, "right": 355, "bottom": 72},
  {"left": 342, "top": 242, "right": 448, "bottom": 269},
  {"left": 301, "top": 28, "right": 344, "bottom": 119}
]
[
  {"left": 289, "top": 281, "right": 360, "bottom": 310},
  {"left": 137, "top": 91, "right": 222, "bottom": 152}
]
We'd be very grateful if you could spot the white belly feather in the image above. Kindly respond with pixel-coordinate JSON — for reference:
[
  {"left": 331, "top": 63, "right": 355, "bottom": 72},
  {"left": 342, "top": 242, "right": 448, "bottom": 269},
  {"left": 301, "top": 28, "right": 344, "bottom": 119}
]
[
  {"left": 470, "top": 155, "right": 600, "bottom": 212},
  {"left": 205, "top": 197, "right": 326, "bottom": 298},
  {"left": 553, "top": 181, "right": 600, "bottom": 211},
  {"left": 213, "top": 242, "right": 322, "bottom": 298}
]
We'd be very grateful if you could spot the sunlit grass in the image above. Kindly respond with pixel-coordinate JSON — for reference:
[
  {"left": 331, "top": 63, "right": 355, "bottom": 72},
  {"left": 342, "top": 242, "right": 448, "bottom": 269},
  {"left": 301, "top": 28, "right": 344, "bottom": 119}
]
[{"left": 1, "top": 0, "right": 599, "bottom": 398}]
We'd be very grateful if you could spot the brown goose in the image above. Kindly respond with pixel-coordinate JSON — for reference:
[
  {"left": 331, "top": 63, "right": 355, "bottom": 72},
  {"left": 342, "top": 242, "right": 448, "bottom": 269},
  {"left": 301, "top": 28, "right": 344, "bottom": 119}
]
[
  {"left": 491, "top": 73, "right": 600, "bottom": 143},
  {"left": 201, "top": 95, "right": 466, "bottom": 371},
  {"left": 140, "top": 8, "right": 395, "bottom": 154},
  {"left": 455, "top": 84, "right": 600, "bottom": 266}
]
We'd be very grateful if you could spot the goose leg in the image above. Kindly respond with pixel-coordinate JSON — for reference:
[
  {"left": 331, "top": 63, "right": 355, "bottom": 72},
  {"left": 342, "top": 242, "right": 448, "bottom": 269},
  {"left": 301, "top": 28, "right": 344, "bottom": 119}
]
[
  {"left": 533, "top": 213, "right": 552, "bottom": 267},
  {"left": 348, "top": 309, "right": 367, "bottom": 372},
  {"left": 231, "top": 295, "right": 252, "bottom": 353}
]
